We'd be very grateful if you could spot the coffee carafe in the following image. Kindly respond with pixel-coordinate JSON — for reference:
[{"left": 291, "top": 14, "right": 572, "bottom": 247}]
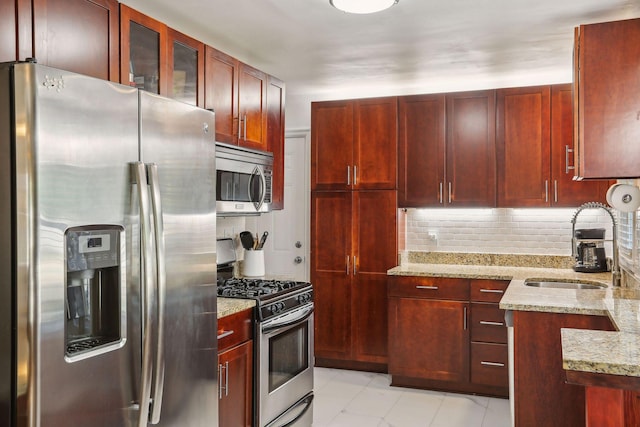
[{"left": 573, "top": 228, "right": 608, "bottom": 273}]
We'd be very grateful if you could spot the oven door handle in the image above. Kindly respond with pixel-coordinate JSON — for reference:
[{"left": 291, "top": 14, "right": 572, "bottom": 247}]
[
  {"left": 264, "top": 394, "right": 314, "bottom": 427},
  {"left": 262, "top": 306, "right": 314, "bottom": 334}
]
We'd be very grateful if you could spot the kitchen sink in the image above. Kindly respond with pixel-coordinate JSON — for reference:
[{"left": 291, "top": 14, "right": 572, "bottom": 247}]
[{"left": 524, "top": 280, "right": 607, "bottom": 290}]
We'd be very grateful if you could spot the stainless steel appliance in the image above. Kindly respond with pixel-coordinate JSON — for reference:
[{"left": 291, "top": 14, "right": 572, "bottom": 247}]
[
  {"left": 217, "top": 239, "right": 314, "bottom": 427},
  {"left": 572, "top": 228, "right": 608, "bottom": 273},
  {"left": 216, "top": 142, "right": 273, "bottom": 216},
  {"left": 0, "top": 62, "right": 218, "bottom": 426}
]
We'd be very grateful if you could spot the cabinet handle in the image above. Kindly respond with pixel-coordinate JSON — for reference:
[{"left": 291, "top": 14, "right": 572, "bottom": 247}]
[
  {"left": 481, "top": 361, "right": 505, "bottom": 367},
  {"left": 464, "top": 307, "right": 468, "bottom": 330},
  {"left": 217, "top": 330, "right": 235, "bottom": 340},
  {"left": 439, "top": 182, "right": 443, "bottom": 204},
  {"left": 448, "top": 182, "right": 452, "bottom": 204},
  {"left": 544, "top": 180, "right": 549, "bottom": 203},
  {"left": 554, "top": 180, "right": 558, "bottom": 203},
  {"left": 480, "top": 289, "right": 504, "bottom": 294},
  {"left": 224, "top": 361, "right": 229, "bottom": 397},
  {"left": 347, "top": 166, "right": 351, "bottom": 186},
  {"left": 218, "top": 364, "right": 224, "bottom": 399},
  {"left": 416, "top": 285, "right": 438, "bottom": 290},
  {"left": 243, "top": 114, "right": 247, "bottom": 141},
  {"left": 480, "top": 321, "right": 505, "bottom": 326},
  {"left": 565, "top": 145, "right": 575, "bottom": 174},
  {"left": 346, "top": 256, "right": 350, "bottom": 275},
  {"left": 237, "top": 116, "right": 241, "bottom": 140},
  {"left": 353, "top": 165, "right": 358, "bottom": 186},
  {"left": 353, "top": 256, "right": 357, "bottom": 275}
]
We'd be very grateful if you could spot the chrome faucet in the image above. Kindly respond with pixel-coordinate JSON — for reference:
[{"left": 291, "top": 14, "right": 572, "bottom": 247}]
[{"left": 571, "top": 202, "right": 621, "bottom": 287}]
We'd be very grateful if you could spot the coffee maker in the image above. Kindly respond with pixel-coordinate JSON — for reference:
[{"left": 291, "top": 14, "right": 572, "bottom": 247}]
[{"left": 573, "top": 228, "right": 608, "bottom": 273}]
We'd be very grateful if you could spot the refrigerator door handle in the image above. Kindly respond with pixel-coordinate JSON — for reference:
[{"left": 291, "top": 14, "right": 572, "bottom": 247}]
[
  {"left": 147, "top": 163, "right": 166, "bottom": 424},
  {"left": 132, "top": 162, "right": 155, "bottom": 427}
]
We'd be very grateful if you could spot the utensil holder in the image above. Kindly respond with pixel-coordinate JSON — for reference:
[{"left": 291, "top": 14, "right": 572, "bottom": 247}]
[{"left": 243, "top": 250, "right": 265, "bottom": 277}]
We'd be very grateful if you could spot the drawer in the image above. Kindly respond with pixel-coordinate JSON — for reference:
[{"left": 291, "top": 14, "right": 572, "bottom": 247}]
[
  {"left": 218, "top": 307, "right": 253, "bottom": 353},
  {"left": 471, "top": 342, "right": 508, "bottom": 388},
  {"left": 388, "top": 276, "right": 469, "bottom": 301},
  {"left": 470, "top": 303, "right": 507, "bottom": 344},
  {"left": 470, "top": 279, "right": 509, "bottom": 303}
]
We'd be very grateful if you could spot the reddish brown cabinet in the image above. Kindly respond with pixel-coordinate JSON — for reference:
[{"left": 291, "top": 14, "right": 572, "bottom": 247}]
[
  {"left": 31, "top": 0, "right": 119, "bottom": 81},
  {"left": 166, "top": 28, "right": 204, "bottom": 106},
  {"left": 217, "top": 308, "right": 254, "bottom": 427},
  {"left": 311, "top": 190, "right": 397, "bottom": 369},
  {"left": 1, "top": 0, "right": 31, "bottom": 63},
  {"left": 267, "top": 75, "right": 285, "bottom": 210},
  {"left": 574, "top": 18, "right": 640, "bottom": 179},
  {"left": 399, "top": 91, "right": 496, "bottom": 207},
  {"left": 311, "top": 97, "right": 397, "bottom": 191}
]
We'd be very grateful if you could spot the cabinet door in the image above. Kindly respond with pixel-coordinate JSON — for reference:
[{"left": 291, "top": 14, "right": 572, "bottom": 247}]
[
  {"left": 497, "top": 86, "right": 551, "bottom": 207},
  {"left": 0, "top": 0, "right": 20, "bottom": 62},
  {"left": 205, "top": 46, "right": 239, "bottom": 145},
  {"left": 352, "top": 191, "right": 397, "bottom": 364},
  {"left": 575, "top": 19, "right": 640, "bottom": 179},
  {"left": 267, "top": 75, "right": 285, "bottom": 210},
  {"left": 447, "top": 90, "right": 496, "bottom": 207},
  {"left": 167, "top": 29, "right": 204, "bottom": 107},
  {"left": 311, "top": 101, "right": 354, "bottom": 190},
  {"left": 353, "top": 97, "right": 398, "bottom": 190},
  {"left": 33, "top": 0, "right": 119, "bottom": 81},
  {"left": 238, "top": 62, "right": 267, "bottom": 151},
  {"left": 218, "top": 340, "right": 253, "bottom": 427},
  {"left": 398, "top": 94, "right": 445, "bottom": 207},
  {"left": 389, "top": 297, "right": 469, "bottom": 382},
  {"left": 311, "top": 191, "right": 352, "bottom": 360},
  {"left": 120, "top": 5, "right": 168, "bottom": 94},
  {"left": 551, "top": 84, "right": 608, "bottom": 206}
]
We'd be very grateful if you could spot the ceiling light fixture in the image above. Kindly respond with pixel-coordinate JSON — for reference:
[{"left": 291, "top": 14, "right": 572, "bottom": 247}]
[{"left": 330, "top": 0, "right": 399, "bottom": 14}]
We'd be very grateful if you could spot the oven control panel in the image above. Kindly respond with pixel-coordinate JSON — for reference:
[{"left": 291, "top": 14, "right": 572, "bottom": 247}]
[{"left": 259, "top": 289, "right": 314, "bottom": 321}]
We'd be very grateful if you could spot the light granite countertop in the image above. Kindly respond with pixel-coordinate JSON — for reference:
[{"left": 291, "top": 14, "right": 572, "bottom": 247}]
[
  {"left": 217, "top": 297, "right": 256, "bottom": 319},
  {"left": 389, "top": 252, "right": 640, "bottom": 381}
]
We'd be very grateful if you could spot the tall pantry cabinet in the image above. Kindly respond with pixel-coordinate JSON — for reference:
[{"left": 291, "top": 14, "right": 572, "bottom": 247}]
[{"left": 311, "top": 97, "right": 398, "bottom": 370}]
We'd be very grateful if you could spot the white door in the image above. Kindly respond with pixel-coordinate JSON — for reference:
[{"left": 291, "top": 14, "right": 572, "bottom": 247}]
[{"left": 254, "top": 130, "right": 310, "bottom": 281}]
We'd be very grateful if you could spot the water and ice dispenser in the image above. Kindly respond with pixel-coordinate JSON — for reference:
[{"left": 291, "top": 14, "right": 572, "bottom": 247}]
[{"left": 65, "top": 226, "right": 123, "bottom": 358}]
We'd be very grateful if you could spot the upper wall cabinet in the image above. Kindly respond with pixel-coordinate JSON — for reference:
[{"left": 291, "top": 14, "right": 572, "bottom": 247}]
[
  {"left": 204, "top": 46, "right": 268, "bottom": 151},
  {"left": 267, "top": 75, "right": 286, "bottom": 210},
  {"left": 398, "top": 90, "right": 496, "bottom": 208},
  {"left": 574, "top": 18, "right": 640, "bottom": 179},
  {"left": 31, "top": 0, "right": 120, "bottom": 81},
  {"left": 121, "top": 5, "right": 204, "bottom": 106},
  {"left": 0, "top": 0, "right": 22, "bottom": 62},
  {"left": 311, "top": 97, "right": 397, "bottom": 191}
]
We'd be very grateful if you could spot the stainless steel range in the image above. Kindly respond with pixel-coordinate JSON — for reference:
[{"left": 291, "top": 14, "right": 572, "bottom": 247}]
[{"left": 217, "top": 239, "right": 314, "bottom": 427}]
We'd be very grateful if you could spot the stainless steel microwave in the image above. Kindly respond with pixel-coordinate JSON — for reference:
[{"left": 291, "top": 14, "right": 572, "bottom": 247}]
[{"left": 215, "top": 142, "right": 273, "bottom": 216}]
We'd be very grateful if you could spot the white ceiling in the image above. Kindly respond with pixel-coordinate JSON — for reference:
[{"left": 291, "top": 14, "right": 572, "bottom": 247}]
[{"left": 123, "top": 0, "right": 640, "bottom": 122}]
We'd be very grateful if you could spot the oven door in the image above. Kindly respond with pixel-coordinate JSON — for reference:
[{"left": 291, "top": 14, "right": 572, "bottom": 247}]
[{"left": 258, "top": 303, "right": 314, "bottom": 427}]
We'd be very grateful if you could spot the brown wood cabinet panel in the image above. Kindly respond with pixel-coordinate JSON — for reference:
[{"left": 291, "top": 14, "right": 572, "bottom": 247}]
[
  {"left": 551, "top": 84, "right": 608, "bottom": 205},
  {"left": 353, "top": 273, "right": 388, "bottom": 364},
  {"left": 574, "top": 18, "right": 640, "bottom": 179},
  {"left": 389, "top": 296, "right": 469, "bottom": 382},
  {"left": 469, "top": 279, "right": 508, "bottom": 303},
  {"left": 217, "top": 308, "right": 253, "bottom": 352},
  {"left": 0, "top": 0, "right": 19, "bottom": 62},
  {"left": 470, "top": 342, "right": 508, "bottom": 388},
  {"left": 513, "top": 310, "right": 614, "bottom": 427},
  {"left": 237, "top": 62, "right": 267, "bottom": 150},
  {"left": 497, "top": 85, "right": 551, "bottom": 207},
  {"left": 311, "top": 100, "right": 354, "bottom": 190},
  {"left": 167, "top": 28, "right": 204, "bottom": 106},
  {"left": 446, "top": 90, "right": 496, "bottom": 207},
  {"left": 353, "top": 97, "right": 398, "bottom": 190},
  {"left": 388, "top": 276, "right": 470, "bottom": 301},
  {"left": 267, "top": 75, "right": 285, "bottom": 210},
  {"left": 218, "top": 340, "right": 253, "bottom": 427},
  {"left": 204, "top": 46, "right": 238, "bottom": 144},
  {"left": 398, "top": 94, "right": 445, "bottom": 206},
  {"left": 33, "top": 0, "right": 119, "bottom": 81},
  {"left": 470, "top": 303, "right": 506, "bottom": 344}
]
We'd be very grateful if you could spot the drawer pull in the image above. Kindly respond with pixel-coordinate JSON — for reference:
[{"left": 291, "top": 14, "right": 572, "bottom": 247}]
[
  {"left": 217, "top": 330, "right": 235, "bottom": 340},
  {"left": 481, "top": 361, "right": 505, "bottom": 367},
  {"left": 480, "top": 289, "right": 504, "bottom": 294},
  {"left": 479, "top": 321, "right": 505, "bottom": 327},
  {"left": 416, "top": 285, "right": 439, "bottom": 290}
]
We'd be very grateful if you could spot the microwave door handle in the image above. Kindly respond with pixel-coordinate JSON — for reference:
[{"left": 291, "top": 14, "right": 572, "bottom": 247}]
[
  {"left": 250, "top": 166, "right": 267, "bottom": 212},
  {"left": 132, "top": 162, "right": 154, "bottom": 427},
  {"left": 146, "top": 164, "right": 166, "bottom": 424}
]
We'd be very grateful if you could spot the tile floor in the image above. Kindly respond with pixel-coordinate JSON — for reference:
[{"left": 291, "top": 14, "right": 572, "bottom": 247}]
[{"left": 313, "top": 367, "right": 511, "bottom": 427}]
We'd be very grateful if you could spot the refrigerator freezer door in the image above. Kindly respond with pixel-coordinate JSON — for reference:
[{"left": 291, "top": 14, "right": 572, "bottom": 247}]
[
  {"left": 139, "top": 91, "right": 217, "bottom": 425},
  {"left": 9, "top": 63, "right": 141, "bottom": 425}
]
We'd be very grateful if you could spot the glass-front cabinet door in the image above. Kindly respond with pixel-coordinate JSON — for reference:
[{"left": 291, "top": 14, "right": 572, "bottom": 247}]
[
  {"left": 167, "top": 29, "right": 204, "bottom": 106},
  {"left": 120, "top": 4, "right": 167, "bottom": 94}
]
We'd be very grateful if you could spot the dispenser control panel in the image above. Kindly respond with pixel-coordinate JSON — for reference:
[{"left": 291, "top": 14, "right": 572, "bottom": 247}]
[{"left": 66, "top": 227, "right": 120, "bottom": 272}]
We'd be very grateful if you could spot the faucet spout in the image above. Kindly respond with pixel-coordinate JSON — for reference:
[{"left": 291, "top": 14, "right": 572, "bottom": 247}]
[{"left": 571, "top": 202, "right": 621, "bottom": 287}]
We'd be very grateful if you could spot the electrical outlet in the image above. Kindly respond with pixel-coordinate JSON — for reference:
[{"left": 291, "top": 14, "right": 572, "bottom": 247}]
[{"left": 427, "top": 231, "right": 438, "bottom": 244}]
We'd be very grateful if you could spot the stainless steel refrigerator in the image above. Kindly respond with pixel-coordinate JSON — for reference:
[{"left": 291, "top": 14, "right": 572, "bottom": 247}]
[{"left": 0, "top": 62, "right": 218, "bottom": 426}]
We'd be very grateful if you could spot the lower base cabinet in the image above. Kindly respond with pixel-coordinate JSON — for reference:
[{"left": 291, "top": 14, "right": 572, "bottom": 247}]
[
  {"left": 218, "top": 308, "right": 254, "bottom": 427},
  {"left": 388, "top": 276, "right": 508, "bottom": 397}
]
